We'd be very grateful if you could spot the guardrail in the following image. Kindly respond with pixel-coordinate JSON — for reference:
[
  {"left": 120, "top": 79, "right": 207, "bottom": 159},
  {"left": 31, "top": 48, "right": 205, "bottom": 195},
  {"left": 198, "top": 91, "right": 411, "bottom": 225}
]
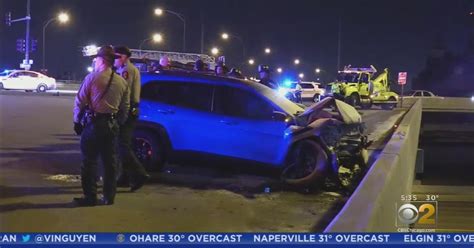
[
  {"left": 402, "top": 97, "right": 474, "bottom": 112},
  {"left": 325, "top": 100, "right": 422, "bottom": 232}
]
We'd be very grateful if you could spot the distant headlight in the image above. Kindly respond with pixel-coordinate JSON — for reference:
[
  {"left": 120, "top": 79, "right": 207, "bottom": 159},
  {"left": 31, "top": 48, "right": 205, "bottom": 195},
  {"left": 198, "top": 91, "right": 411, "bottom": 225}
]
[
  {"left": 320, "top": 89, "right": 325, "bottom": 95},
  {"left": 278, "top": 87, "right": 289, "bottom": 96},
  {"left": 471, "top": 96, "right": 474, "bottom": 102}
]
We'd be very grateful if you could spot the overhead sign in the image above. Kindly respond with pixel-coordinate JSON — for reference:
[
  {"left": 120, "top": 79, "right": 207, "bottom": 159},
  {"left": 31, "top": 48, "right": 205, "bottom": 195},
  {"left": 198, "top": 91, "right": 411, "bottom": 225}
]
[{"left": 398, "top": 72, "right": 407, "bottom": 85}]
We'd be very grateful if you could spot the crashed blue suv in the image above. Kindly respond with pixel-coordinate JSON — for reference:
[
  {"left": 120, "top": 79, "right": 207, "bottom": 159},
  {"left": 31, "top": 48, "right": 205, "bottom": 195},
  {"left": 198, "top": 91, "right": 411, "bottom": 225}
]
[{"left": 134, "top": 70, "right": 368, "bottom": 186}]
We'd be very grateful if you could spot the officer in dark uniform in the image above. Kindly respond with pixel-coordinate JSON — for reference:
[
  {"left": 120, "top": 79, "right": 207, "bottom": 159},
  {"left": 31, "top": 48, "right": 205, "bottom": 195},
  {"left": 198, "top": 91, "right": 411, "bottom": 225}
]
[
  {"left": 258, "top": 65, "right": 278, "bottom": 89},
  {"left": 73, "top": 45, "right": 130, "bottom": 206},
  {"left": 113, "top": 46, "right": 150, "bottom": 191}
]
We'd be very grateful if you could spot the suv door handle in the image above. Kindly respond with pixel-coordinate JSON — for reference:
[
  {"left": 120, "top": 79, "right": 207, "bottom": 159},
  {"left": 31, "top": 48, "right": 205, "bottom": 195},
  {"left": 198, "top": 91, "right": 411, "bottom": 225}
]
[
  {"left": 220, "top": 120, "right": 238, "bottom": 126},
  {"left": 157, "top": 109, "right": 175, "bottom": 115}
]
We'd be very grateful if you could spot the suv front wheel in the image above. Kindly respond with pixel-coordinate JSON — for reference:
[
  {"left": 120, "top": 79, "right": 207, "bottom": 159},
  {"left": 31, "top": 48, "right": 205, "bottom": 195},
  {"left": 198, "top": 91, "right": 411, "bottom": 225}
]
[
  {"left": 133, "top": 129, "right": 166, "bottom": 171},
  {"left": 281, "top": 140, "right": 329, "bottom": 186}
]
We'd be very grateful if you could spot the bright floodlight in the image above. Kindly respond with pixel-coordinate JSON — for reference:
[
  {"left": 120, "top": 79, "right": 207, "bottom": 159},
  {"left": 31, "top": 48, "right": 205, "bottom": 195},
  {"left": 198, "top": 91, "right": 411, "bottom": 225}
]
[
  {"left": 221, "top": 33, "right": 229, "bottom": 40},
  {"left": 298, "top": 73, "right": 304, "bottom": 79},
  {"left": 58, "top": 12, "right": 69, "bottom": 23},
  {"left": 277, "top": 67, "right": 283, "bottom": 73},
  {"left": 82, "top": 44, "right": 98, "bottom": 56},
  {"left": 87, "top": 66, "right": 93, "bottom": 73},
  {"left": 265, "top": 48, "right": 271, "bottom": 54},
  {"left": 248, "top": 59, "right": 255, "bottom": 65},
  {"left": 211, "top": 47, "right": 219, "bottom": 55},
  {"left": 154, "top": 8, "right": 164, "bottom": 16},
  {"left": 315, "top": 68, "right": 321, "bottom": 73},
  {"left": 294, "top": 59, "right": 300, "bottom": 65},
  {"left": 152, "top": 33, "right": 163, "bottom": 43}
]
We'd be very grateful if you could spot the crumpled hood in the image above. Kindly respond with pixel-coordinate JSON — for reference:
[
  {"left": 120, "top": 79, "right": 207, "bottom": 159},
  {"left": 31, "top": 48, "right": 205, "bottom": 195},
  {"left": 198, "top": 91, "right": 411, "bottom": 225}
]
[{"left": 298, "top": 97, "right": 362, "bottom": 125}]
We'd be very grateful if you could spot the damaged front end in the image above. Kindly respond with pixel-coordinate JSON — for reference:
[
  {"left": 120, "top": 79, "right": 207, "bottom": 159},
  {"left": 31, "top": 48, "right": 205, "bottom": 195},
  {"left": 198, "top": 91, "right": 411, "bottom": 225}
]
[{"left": 283, "top": 97, "right": 369, "bottom": 188}]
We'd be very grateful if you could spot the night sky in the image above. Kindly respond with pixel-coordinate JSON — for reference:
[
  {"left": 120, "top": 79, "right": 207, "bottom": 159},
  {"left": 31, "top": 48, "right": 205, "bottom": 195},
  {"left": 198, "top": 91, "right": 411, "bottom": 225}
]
[{"left": 0, "top": 0, "right": 473, "bottom": 90}]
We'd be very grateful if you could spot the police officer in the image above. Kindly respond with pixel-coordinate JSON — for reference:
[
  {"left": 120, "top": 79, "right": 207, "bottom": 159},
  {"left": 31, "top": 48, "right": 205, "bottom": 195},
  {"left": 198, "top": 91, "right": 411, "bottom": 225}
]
[
  {"left": 113, "top": 46, "right": 150, "bottom": 191},
  {"left": 258, "top": 65, "right": 278, "bottom": 89},
  {"left": 73, "top": 45, "right": 130, "bottom": 206}
]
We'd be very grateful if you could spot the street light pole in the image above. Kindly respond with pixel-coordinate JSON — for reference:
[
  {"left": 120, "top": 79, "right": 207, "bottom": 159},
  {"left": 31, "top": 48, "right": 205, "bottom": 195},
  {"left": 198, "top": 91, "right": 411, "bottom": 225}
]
[
  {"left": 155, "top": 8, "right": 185, "bottom": 52},
  {"left": 139, "top": 34, "right": 163, "bottom": 56},
  {"left": 222, "top": 33, "right": 245, "bottom": 63},
  {"left": 42, "top": 18, "right": 55, "bottom": 70},
  {"left": 139, "top": 38, "right": 152, "bottom": 54},
  {"left": 41, "top": 12, "right": 69, "bottom": 72}
]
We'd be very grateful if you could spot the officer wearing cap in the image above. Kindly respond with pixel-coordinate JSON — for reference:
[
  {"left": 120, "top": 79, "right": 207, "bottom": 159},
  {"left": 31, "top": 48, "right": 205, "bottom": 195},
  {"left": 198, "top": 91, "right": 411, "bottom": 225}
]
[
  {"left": 258, "top": 65, "right": 278, "bottom": 89},
  {"left": 73, "top": 45, "right": 130, "bottom": 206},
  {"left": 114, "top": 46, "right": 150, "bottom": 191}
]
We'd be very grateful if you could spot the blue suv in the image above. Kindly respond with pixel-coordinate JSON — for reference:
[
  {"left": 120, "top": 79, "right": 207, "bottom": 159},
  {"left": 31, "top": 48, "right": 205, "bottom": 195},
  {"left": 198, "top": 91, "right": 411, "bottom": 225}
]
[{"left": 134, "top": 70, "right": 368, "bottom": 186}]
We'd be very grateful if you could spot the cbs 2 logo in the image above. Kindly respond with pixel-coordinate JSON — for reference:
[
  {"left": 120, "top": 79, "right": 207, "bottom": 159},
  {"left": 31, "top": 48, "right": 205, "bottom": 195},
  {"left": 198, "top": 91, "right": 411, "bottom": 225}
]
[{"left": 398, "top": 203, "right": 436, "bottom": 225}]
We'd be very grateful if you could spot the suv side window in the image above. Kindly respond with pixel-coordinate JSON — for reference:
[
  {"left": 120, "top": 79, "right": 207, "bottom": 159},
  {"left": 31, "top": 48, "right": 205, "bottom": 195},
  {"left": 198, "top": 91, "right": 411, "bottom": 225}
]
[
  {"left": 214, "top": 86, "right": 275, "bottom": 120},
  {"left": 141, "top": 81, "right": 213, "bottom": 112},
  {"left": 300, "top": 83, "right": 314, "bottom": 89}
]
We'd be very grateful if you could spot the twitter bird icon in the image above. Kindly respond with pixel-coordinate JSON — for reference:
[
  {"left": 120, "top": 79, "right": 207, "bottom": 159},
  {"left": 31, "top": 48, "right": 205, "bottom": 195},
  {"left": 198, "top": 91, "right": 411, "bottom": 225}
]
[{"left": 22, "top": 235, "right": 30, "bottom": 242}]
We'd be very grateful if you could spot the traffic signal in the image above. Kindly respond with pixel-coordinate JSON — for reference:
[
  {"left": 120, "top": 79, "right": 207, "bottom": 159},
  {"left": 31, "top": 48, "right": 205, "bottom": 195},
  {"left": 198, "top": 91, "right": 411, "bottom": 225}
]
[
  {"left": 31, "top": 39, "right": 38, "bottom": 52},
  {"left": 5, "top": 12, "right": 11, "bottom": 26},
  {"left": 16, "top": 39, "right": 26, "bottom": 53}
]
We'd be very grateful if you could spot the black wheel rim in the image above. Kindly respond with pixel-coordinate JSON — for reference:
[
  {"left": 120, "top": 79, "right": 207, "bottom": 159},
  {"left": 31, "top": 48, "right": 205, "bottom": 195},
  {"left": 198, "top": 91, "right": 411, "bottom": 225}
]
[{"left": 133, "top": 138, "right": 153, "bottom": 163}]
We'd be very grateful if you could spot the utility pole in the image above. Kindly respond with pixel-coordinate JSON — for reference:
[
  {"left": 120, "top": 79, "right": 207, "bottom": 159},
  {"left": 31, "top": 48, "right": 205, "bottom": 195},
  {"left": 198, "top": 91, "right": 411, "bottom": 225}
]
[
  {"left": 5, "top": 0, "right": 32, "bottom": 70},
  {"left": 200, "top": 10, "right": 204, "bottom": 54},
  {"left": 25, "top": 0, "right": 31, "bottom": 70},
  {"left": 337, "top": 16, "right": 342, "bottom": 71}
]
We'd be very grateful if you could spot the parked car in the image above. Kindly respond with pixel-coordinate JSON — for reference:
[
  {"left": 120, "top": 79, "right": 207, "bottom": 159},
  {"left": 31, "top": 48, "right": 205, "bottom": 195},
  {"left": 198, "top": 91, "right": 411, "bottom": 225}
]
[
  {"left": 134, "top": 70, "right": 368, "bottom": 186},
  {"left": 404, "top": 90, "right": 440, "bottom": 98},
  {"left": 0, "top": 70, "right": 56, "bottom": 92}
]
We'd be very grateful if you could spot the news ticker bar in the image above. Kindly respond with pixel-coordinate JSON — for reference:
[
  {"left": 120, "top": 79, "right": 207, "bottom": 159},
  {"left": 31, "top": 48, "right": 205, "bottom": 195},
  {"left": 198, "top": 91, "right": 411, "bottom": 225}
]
[{"left": 0, "top": 233, "right": 473, "bottom": 245}]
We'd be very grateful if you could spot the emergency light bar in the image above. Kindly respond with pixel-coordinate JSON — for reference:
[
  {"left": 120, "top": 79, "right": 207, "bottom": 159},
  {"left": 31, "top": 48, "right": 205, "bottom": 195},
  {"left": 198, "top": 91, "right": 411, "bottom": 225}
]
[{"left": 81, "top": 45, "right": 217, "bottom": 68}]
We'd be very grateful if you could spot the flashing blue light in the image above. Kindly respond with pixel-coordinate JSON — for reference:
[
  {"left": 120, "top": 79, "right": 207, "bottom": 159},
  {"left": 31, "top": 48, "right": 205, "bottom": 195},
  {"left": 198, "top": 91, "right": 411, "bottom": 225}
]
[
  {"left": 283, "top": 79, "right": 293, "bottom": 87},
  {"left": 0, "top": 69, "right": 12, "bottom": 76}
]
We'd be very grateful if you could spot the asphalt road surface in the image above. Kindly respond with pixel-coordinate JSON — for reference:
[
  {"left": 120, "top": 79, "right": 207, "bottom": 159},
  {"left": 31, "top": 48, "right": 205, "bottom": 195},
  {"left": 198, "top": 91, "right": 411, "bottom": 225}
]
[{"left": 0, "top": 93, "right": 405, "bottom": 232}]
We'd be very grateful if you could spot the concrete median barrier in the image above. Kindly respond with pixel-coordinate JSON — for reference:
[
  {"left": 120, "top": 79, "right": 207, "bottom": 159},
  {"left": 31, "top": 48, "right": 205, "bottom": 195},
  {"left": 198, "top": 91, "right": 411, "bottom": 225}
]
[{"left": 325, "top": 100, "right": 422, "bottom": 232}]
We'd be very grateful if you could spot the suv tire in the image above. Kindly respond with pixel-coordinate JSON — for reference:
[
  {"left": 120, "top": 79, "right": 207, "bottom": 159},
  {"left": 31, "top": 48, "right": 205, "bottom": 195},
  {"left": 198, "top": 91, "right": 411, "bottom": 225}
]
[
  {"left": 281, "top": 140, "right": 329, "bottom": 186},
  {"left": 133, "top": 129, "right": 166, "bottom": 171}
]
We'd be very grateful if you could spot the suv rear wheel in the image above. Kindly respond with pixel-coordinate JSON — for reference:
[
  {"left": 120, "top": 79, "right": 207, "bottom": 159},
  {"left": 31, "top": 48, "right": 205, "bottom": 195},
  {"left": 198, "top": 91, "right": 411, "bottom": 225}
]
[
  {"left": 281, "top": 140, "right": 329, "bottom": 186},
  {"left": 133, "top": 129, "right": 166, "bottom": 171}
]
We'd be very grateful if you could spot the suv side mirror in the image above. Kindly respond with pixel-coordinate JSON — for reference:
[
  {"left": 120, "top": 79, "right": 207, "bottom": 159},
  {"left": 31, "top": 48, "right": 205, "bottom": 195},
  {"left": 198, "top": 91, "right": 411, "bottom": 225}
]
[{"left": 272, "top": 111, "right": 288, "bottom": 122}]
